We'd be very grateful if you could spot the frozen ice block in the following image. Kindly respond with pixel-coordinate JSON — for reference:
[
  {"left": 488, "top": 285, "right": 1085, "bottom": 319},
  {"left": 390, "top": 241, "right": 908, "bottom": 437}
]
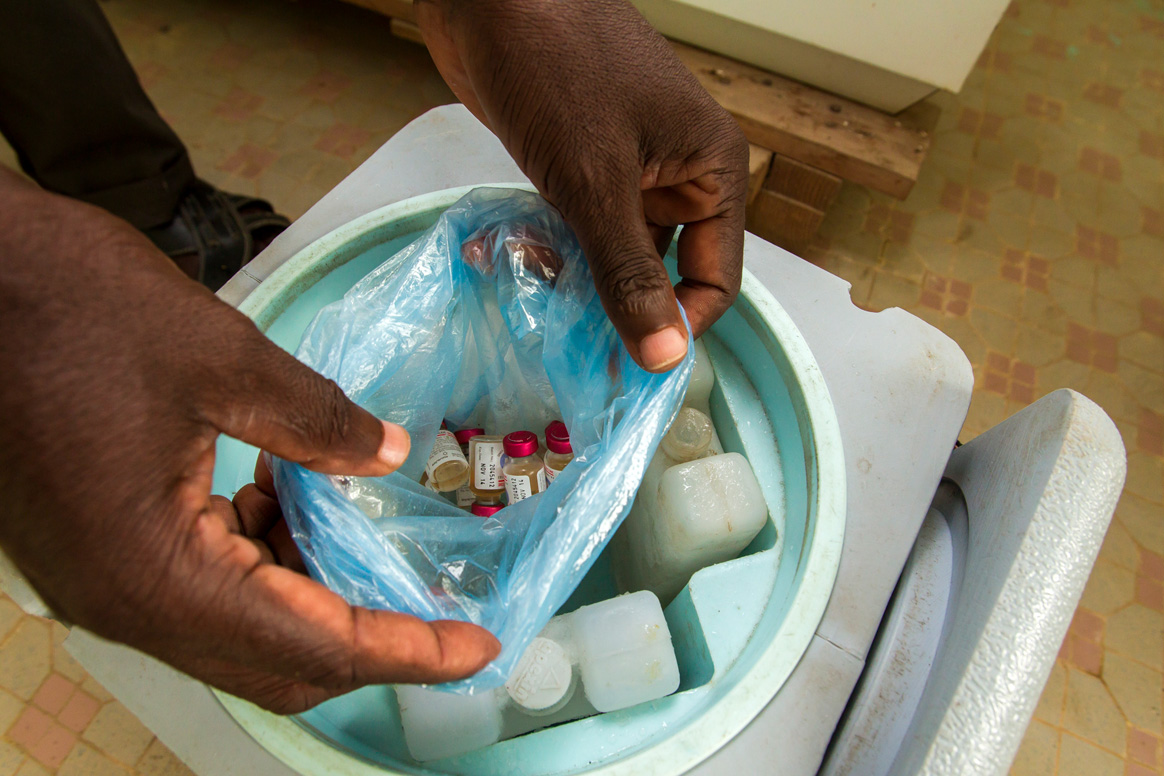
[
  {"left": 395, "top": 684, "right": 503, "bottom": 762},
  {"left": 395, "top": 591, "right": 678, "bottom": 761},
  {"left": 614, "top": 449, "right": 768, "bottom": 605},
  {"left": 574, "top": 590, "right": 681, "bottom": 712},
  {"left": 656, "top": 452, "right": 768, "bottom": 601},
  {"left": 612, "top": 409, "right": 713, "bottom": 595}
]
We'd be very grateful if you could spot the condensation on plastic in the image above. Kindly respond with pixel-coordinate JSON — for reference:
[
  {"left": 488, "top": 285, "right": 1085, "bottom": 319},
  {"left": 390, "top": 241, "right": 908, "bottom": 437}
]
[{"left": 271, "top": 188, "right": 693, "bottom": 692}]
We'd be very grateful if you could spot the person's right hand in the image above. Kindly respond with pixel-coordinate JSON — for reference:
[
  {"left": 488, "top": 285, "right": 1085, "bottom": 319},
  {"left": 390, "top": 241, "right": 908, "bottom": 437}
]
[
  {"left": 417, "top": 0, "right": 749, "bottom": 373},
  {"left": 0, "top": 169, "right": 499, "bottom": 713}
]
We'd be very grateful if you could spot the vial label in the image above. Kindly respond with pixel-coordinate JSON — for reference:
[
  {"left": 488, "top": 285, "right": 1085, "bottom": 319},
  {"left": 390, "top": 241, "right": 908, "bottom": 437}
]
[
  {"left": 455, "top": 483, "right": 475, "bottom": 508},
  {"left": 426, "top": 430, "right": 466, "bottom": 480},
  {"left": 473, "top": 441, "right": 504, "bottom": 490},
  {"left": 506, "top": 474, "right": 532, "bottom": 502},
  {"left": 505, "top": 469, "right": 547, "bottom": 503},
  {"left": 543, "top": 464, "right": 559, "bottom": 484}
]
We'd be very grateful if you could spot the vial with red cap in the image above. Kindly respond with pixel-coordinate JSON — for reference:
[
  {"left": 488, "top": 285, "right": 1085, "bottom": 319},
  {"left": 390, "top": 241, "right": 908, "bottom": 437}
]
[
  {"left": 470, "top": 502, "right": 504, "bottom": 518},
  {"left": 543, "top": 421, "right": 573, "bottom": 485},
  {"left": 502, "top": 430, "right": 545, "bottom": 503}
]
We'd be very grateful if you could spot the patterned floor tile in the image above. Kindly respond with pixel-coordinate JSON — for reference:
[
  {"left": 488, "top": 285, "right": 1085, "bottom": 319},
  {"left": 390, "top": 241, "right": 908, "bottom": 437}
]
[{"left": 0, "top": 0, "right": 1159, "bottom": 774}]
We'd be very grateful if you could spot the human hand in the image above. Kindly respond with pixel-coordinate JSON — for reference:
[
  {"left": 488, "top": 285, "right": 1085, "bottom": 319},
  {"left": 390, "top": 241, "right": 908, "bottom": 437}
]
[
  {"left": 417, "top": 0, "right": 748, "bottom": 372},
  {"left": 0, "top": 170, "right": 499, "bottom": 713}
]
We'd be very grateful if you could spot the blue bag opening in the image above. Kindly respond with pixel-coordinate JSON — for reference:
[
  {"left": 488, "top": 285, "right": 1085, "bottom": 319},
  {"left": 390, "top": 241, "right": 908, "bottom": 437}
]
[{"left": 269, "top": 188, "right": 693, "bottom": 691}]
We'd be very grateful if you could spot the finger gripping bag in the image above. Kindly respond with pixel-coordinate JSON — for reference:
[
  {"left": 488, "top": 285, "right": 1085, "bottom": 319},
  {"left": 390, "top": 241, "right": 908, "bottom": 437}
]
[{"left": 272, "top": 187, "right": 693, "bottom": 692}]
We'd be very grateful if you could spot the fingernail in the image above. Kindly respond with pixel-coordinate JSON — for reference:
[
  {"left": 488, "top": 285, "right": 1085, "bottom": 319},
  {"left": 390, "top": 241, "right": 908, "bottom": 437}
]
[
  {"left": 639, "top": 326, "right": 688, "bottom": 372},
  {"left": 377, "top": 421, "right": 411, "bottom": 470}
]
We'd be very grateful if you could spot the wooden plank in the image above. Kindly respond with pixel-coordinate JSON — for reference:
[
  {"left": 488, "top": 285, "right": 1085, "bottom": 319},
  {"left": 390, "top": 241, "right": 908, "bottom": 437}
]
[
  {"left": 672, "top": 42, "right": 937, "bottom": 200},
  {"left": 390, "top": 17, "right": 425, "bottom": 45},
  {"left": 748, "top": 144, "right": 774, "bottom": 206},
  {"left": 344, "top": 0, "right": 417, "bottom": 23},
  {"left": 746, "top": 189, "right": 825, "bottom": 252},
  {"left": 765, "top": 155, "right": 842, "bottom": 212},
  {"left": 332, "top": 1, "right": 936, "bottom": 200}
]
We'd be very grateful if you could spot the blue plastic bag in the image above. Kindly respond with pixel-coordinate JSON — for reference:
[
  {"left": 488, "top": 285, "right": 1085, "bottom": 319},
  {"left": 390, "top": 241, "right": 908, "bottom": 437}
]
[{"left": 272, "top": 187, "right": 692, "bottom": 691}]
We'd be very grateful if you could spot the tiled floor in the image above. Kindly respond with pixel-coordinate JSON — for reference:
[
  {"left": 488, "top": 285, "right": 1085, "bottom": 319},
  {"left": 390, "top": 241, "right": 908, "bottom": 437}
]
[{"left": 0, "top": 0, "right": 1160, "bottom": 773}]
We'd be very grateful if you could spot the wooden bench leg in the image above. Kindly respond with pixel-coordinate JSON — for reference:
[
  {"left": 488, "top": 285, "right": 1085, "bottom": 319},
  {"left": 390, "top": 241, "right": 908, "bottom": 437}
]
[
  {"left": 747, "top": 144, "right": 774, "bottom": 206},
  {"left": 746, "top": 155, "right": 842, "bottom": 253}
]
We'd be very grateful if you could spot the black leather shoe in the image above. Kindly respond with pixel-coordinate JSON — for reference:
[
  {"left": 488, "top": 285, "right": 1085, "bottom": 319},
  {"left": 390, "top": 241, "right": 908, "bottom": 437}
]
[{"left": 144, "top": 180, "right": 290, "bottom": 291}]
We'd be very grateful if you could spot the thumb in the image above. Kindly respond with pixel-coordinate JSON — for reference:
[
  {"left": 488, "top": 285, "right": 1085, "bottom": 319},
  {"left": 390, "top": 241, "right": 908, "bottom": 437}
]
[
  {"left": 569, "top": 191, "right": 689, "bottom": 373},
  {"left": 201, "top": 315, "right": 410, "bottom": 475},
  {"left": 229, "top": 560, "right": 501, "bottom": 689},
  {"left": 179, "top": 515, "right": 500, "bottom": 696}
]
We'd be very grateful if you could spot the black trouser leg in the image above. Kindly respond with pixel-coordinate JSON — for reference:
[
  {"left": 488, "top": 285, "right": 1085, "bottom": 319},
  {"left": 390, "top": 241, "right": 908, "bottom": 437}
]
[{"left": 0, "top": 0, "right": 194, "bottom": 229}]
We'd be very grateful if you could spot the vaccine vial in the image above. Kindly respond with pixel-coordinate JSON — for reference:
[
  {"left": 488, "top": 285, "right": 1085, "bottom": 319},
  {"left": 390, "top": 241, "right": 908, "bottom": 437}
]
[
  {"left": 502, "top": 431, "right": 545, "bottom": 503},
  {"left": 469, "top": 434, "right": 506, "bottom": 501},
  {"left": 543, "top": 421, "right": 573, "bottom": 484},
  {"left": 453, "top": 428, "right": 484, "bottom": 509},
  {"left": 470, "top": 502, "right": 504, "bottom": 518},
  {"left": 424, "top": 421, "right": 470, "bottom": 492}
]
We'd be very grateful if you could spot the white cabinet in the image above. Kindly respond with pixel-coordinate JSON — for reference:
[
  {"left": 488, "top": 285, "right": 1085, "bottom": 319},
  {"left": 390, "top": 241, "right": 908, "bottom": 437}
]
[{"left": 634, "top": 0, "right": 1011, "bottom": 112}]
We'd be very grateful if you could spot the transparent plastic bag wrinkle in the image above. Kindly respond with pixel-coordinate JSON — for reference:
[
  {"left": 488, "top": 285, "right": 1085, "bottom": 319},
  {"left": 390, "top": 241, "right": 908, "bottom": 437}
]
[{"left": 270, "top": 188, "right": 693, "bottom": 692}]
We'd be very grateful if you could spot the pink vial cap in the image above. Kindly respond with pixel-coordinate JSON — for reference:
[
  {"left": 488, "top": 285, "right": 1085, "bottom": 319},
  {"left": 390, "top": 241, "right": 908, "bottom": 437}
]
[
  {"left": 545, "top": 421, "right": 572, "bottom": 454},
  {"left": 455, "top": 428, "right": 485, "bottom": 445},
  {"left": 471, "top": 503, "right": 504, "bottom": 517},
  {"left": 503, "top": 430, "right": 538, "bottom": 457}
]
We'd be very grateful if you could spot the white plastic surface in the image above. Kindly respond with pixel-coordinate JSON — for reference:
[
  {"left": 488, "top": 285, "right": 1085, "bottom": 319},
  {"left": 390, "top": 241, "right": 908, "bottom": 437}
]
[
  {"left": 50, "top": 106, "right": 973, "bottom": 776},
  {"left": 0, "top": 552, "right": 51, "bottom": 619},
  {"left": 820, "top": 506, "right": 958, "bottom": 776},
  {"left": 893, "top": 390, "right": 1125, "bottom": 776},
  {"left": 822, "top": 390, "right": 1125, "bottom": 776},
  {"left": 632, "top": 0, "right": 1009, "bottom": 99},
  {"left": 685, "top": 231, "right": 972, "bottom": 775}
]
